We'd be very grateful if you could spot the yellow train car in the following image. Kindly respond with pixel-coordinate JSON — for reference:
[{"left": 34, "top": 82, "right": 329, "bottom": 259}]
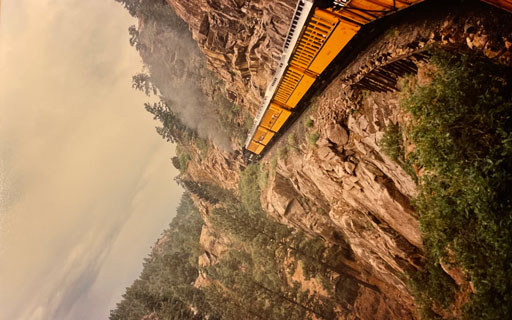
[
  {"left": 247, "top": 140, "right": 266, "bottom": 155},
  {"left": 294, "top": 10, "right": 360, "bottom": 75},
  {"left": 260, "top": 103, "right": 292, "bottom": 132},
  {"left": 243, "top": 0, "right": 512, "bottom": 159},
  {"left": 273, "top": 66, "right": 316, "bottom": 108},
  {"left": 247, "top": 104, "right": 291, "bottom": 155},
  {"left": 244, "top": 0, "right": 426, "bottom": 158}
]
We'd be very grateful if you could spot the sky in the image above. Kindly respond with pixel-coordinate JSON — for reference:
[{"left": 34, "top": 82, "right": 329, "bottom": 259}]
[{"left": 0, "top": 0, "right": 183, "bottom": 319}]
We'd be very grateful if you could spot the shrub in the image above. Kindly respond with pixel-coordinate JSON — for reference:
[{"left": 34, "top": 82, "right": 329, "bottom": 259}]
[
  {"left": 195, "top": 137, "right": 209, "bottom": 159},
  {"left": 304, "top": 117, "right": 314, "bottom": 128},
  {"left": 278, "top": 146, "right": 288, "bottom": 159},
  {"left": 380, "top": 123, "right": 403, "bottom": 162},
  {"left": 307, "top": 132, "right": 320, "bottom": 146},
  {"left": 239, "top": 163, "right": 264, "bottom": 214},
  {"left": 380, "top": 123, "right": 417, "bottom": 180},
  {"left": 403, "top": 49, "right": 512, "bottom": 319},
  {"left": 408, "top": 260, "right": 456, "bottom": 318},
  {"left": 175, "top": 146, "right": 191, "bottom": 173}
]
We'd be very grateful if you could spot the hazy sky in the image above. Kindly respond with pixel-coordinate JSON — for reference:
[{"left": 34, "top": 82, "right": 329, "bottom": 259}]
[{"left": 0, "top": 0, "right": 183, "bottom": 319}]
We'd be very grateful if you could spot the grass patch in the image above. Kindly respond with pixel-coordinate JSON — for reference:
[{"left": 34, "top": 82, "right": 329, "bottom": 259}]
[
  {"left": 380, "top": 123, "right": 417, "bottom": 180},
  {"left": 258, "top": 169, "right": 269, "bottom": 190},
  {"left": 304, "top": 117, "right": 314, "bottom": 128},
  {"left": 278, "top": 145, "right": 288, "bottom": 159},
  {"left": 307, "top": 132, "right": 320, "bottom": 146},
  {"left": 402, "top": 49, "right": 512, "bottom": 319},
  {"left": 239, "top": 163, "right": 264, "bottom": 213}
]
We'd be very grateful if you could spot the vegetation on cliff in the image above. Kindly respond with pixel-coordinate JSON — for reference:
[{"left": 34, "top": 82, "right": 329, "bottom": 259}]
[
  {"left": 383, "top": 50, "right": 512, "bottom": 319},
  {"left": 109, "top": 194, "right": 207, "bottom": 320},
  {"left": 116, "top": 0, "right": 251, "bottom": 151},
  {"left": 110, "top": 173, "right": 363, "bottom": 319}
]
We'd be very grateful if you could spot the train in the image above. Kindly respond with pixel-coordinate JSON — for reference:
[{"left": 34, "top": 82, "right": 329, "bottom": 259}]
[{"left": 242, "top": 0, "right": 512, "bottom": 161}]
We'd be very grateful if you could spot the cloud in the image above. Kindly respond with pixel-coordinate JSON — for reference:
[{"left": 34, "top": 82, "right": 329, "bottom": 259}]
[
  {"left": 20, "top": 229, "right": 115, "bottom": 320},
  {"left": 0, "top": 0, "right": 183, "bottom": 319}
]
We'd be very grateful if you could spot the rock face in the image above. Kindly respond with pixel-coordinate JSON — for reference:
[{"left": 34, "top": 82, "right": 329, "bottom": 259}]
[
  {"left": 258, "top": 3, "right": 512, "bottom": 318},
  {"left": 188, "top": 195, "right": 235, "bottom": 288},
  {"left": 166, "top": 0, "right": 512, "bottom": 319},
  {"left": 262, "top": 88, "right": 422, "bottom": 318},
  {"left": 166, "top": 0, "right": 296, "bottom": 113},
  {"left": 186, "top": 145, "right": 244, "bottom": 192}
]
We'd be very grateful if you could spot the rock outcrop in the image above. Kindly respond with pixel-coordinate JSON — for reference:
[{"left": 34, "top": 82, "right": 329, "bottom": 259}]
[
  {"left": 166, "top": 0, "right": 296, "bottom": 113},
  {"left": 163, "top": 0, "right": 512, "bottom": 318}
]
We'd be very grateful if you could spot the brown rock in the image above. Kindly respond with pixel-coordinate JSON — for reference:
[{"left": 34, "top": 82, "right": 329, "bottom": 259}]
[
  {"left": 440, "top": 261, "right": 467, "bottom": 287},
  {"left": 166, "top": 0, "right": 296, "bottom": 113},
  {"left": 317, "top": 146, "right": 337, "bottom": 162},
  {"left": 326, "top": 123, "right": 349, "bottom": 146},
  {"left": 345, "top": 161, "right": 356, "bottom": 175},
  {"left": 160, "top": 1, "right": 512, "bottom": 318}
]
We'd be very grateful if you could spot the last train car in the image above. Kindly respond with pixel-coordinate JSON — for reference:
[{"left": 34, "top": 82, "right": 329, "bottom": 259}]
[{"left": 243, "top": 0, "right": 512, "bottom": 160}]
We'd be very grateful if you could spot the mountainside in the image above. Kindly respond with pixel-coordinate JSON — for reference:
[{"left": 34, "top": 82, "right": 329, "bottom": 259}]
[
  {"left": 111, "top": 0, "right": 512, "bottom": 319},
  {"left": 165, "top": 0, "right": 296, "bottom": 113}
]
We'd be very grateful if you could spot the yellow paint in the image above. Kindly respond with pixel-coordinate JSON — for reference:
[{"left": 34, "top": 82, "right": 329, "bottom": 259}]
[
  {"left": 289, "top": 12, "right": 334, "bottom": 71},
  {"left": 313, "top": 9, "right": 341, "bottom": 25},
  {"left": 247, "top": 140, "right": 265, "bottom": 154},
  {"left": 261, "top": 103, "right": 292, "bottom": 132},
  {"left": 273, "top": 68, "right": 303, "bottom": 106},
  {"left": 254, "top": 126, "right": 275, "bottom": 145},
  {"left": 284, "top": 71, "right": 316, "bottom": 108},
  {"left": 308, "top": 18, "right": 359, "bottom": 75},
  {"left": 332, "top": 0, "right": 426, "bottom": 25}
]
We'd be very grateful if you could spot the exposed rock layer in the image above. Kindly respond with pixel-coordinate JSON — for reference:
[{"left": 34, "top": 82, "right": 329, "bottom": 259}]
[
  {"left": 166, "top": 0, "right": 296, "bottom": 113},
  {"left": 171, "top": 1, "right": 512, "bottom": 319}
]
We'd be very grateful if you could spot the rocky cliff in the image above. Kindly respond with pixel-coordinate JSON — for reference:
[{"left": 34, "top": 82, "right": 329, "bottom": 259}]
[
  {"left": 166, "top": 0, "right": 296, "bottom": 113},
  {"left": 160, "top": 0, "right": 512, "bottom": 319}
]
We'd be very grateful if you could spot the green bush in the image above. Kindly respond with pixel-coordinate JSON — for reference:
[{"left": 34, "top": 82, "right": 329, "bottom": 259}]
[
  {"left": 307, "top": 132, "right": 320, "bottom": 146},
  {"left": 175, "top": 146, "right": 191, "bottom": 173},
  {"left": 408, "top": 260, "right": 456, "bottom": 319},
  {"left": 403, "top": 49, "right": 512, "bottom": 319},
  {"left": 380, "top": 123, "right": 417, "bottom": 180},
  {"left": 380, "top": 123, "right": 403, "bottom": 162},
  {"left": 239, "top": 163, "right": 264, "bottom": 214},
  {"left": 304, "top": 118, "right": 314, "bottom": 128}
]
